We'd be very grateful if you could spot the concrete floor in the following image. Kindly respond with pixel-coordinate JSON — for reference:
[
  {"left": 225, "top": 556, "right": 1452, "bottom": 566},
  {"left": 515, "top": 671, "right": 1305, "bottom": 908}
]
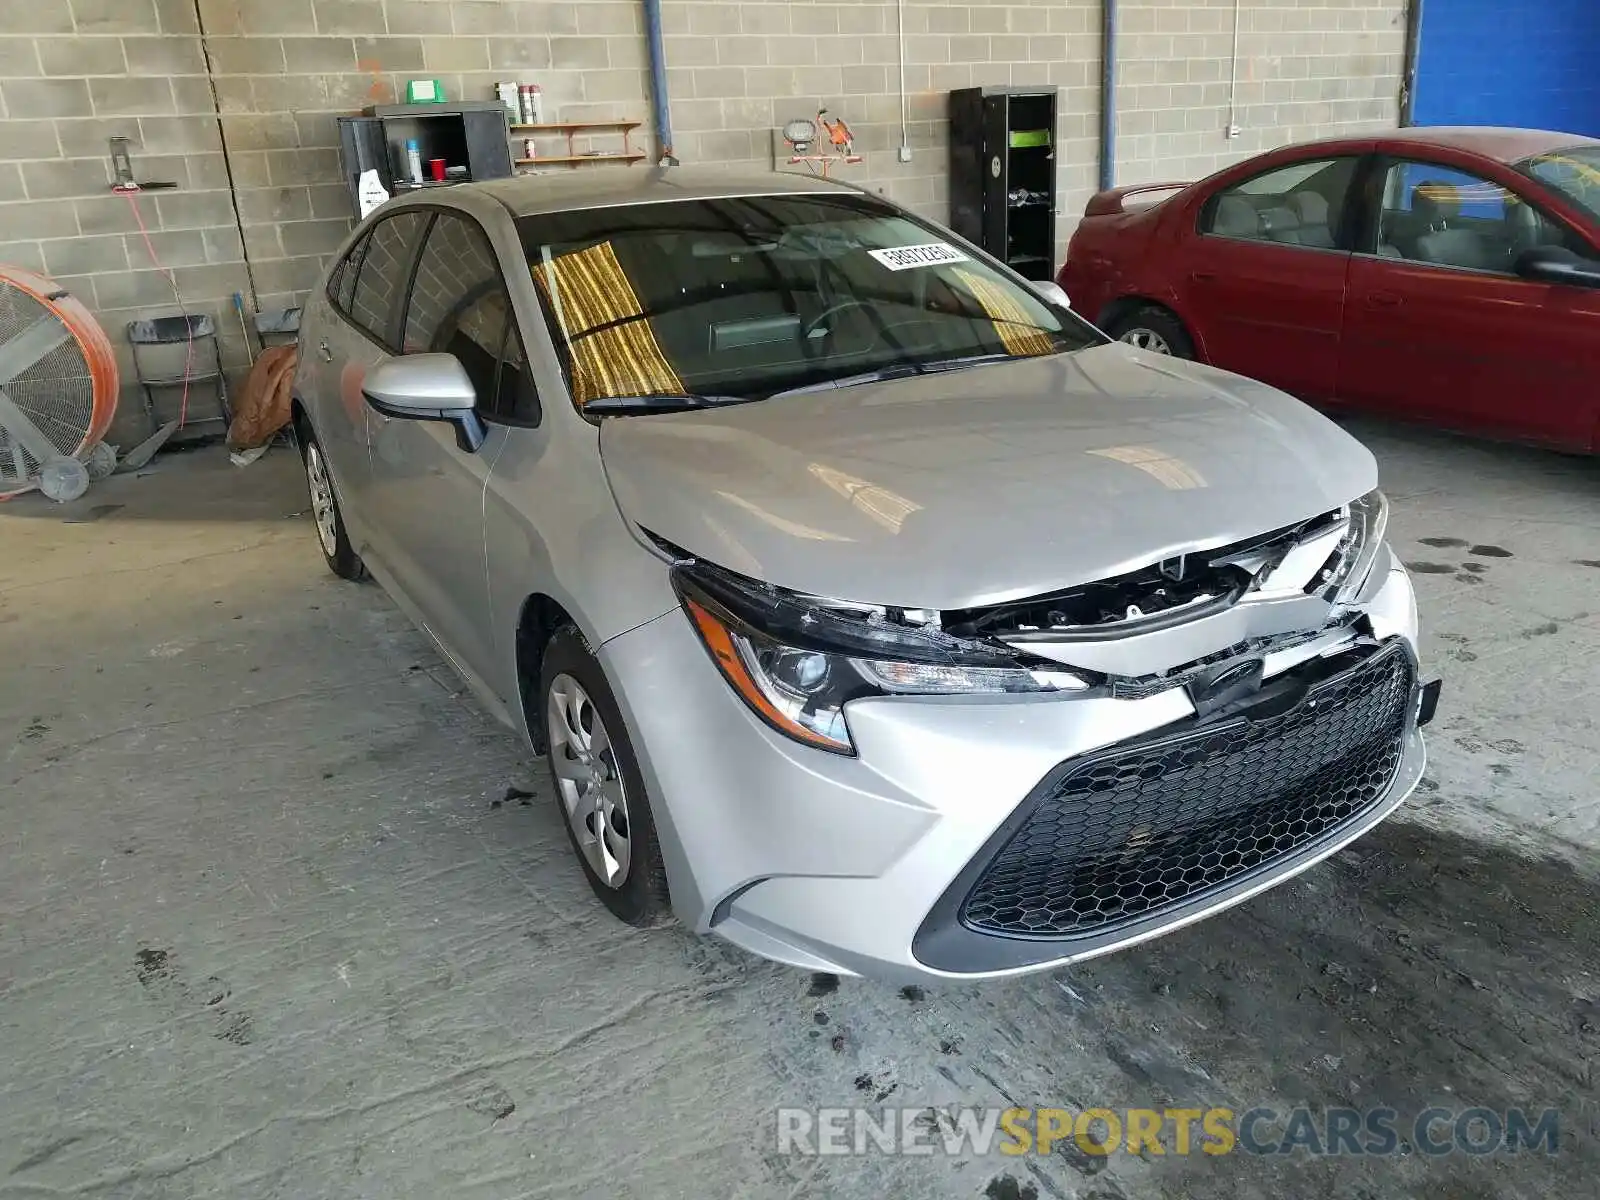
[{"left": 1, "top": 422, "right": 1597, "bottom": 1200}]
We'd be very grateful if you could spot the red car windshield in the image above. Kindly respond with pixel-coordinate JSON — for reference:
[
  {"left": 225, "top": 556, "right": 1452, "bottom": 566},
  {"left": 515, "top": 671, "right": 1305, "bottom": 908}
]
[{"left": 1519, "top": 145, "right": 1600, "bottom": 225}]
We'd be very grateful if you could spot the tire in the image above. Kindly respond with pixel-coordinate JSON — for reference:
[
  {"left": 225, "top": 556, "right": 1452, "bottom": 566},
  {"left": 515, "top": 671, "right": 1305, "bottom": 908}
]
[
  {"left": 539, "top": 625, "right": 672, "bottom": 927},
  {"left": 298, "top": 423, "right": 368, "bottom": 581},
  {"left": 1107, "top": 305, "right": 1196, "bottom": 360}
]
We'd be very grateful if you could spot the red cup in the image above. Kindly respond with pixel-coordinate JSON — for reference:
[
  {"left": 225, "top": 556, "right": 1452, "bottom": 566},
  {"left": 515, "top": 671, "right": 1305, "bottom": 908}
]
[{"left": 429, "top": 158, "right": 446, "bottom": 182}]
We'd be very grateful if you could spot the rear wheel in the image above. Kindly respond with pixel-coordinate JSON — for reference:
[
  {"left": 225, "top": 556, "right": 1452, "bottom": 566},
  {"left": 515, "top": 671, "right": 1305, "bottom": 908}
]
[
  {"left": 299, "top": 425, "right": 367, "bottom": 581},
  {"left": 1107, "top": 305, "right": 1195, "bottom": 360},
  {"left": 540, "top": 626, "right": 671, "bottom": 927}
]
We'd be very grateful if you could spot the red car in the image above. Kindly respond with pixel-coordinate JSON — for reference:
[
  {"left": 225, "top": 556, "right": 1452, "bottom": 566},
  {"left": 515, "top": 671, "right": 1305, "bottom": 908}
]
[{"left": 1060, "top": 128, "right": 1600, "bottom": 452}]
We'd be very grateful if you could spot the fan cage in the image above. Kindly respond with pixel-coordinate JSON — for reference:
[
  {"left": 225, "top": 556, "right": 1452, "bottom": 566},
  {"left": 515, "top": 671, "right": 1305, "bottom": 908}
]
[{"left": 0, "top": 265, "right": 119, "bottom": 495}]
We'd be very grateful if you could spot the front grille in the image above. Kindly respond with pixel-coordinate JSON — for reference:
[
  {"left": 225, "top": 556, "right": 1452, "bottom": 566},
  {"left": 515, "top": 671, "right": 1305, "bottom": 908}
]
[{"left": 962, "top": 643, "right": 1415, "bottom": 939}]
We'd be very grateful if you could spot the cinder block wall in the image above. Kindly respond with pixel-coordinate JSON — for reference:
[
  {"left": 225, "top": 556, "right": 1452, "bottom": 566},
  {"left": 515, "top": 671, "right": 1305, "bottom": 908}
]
[
  {"left": 0, "top": 0, "right": 1405, "bottom": 447},
  {"left": 1114, "top": 0, "right": 1407, "bottom": 186},
  {"left": 199, "top": 0, "right": 654, "bottom": 316},
  {"left": 657, "top": 1, "right": 1104, "bottom": 235},
  {"left": 0, "top": 0, "right": 250, "bottom": 445}
]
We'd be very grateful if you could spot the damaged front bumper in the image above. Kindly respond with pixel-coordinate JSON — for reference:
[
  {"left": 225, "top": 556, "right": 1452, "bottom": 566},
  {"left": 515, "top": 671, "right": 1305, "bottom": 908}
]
[{"left": 600, "top": 558, "right": 1436, "bottom": 983}]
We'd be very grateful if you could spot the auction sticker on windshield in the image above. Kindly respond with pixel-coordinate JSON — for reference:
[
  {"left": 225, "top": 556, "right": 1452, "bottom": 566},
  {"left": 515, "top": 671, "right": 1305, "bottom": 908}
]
[{"left": 868, "top": 242, "right": 971, "bottom": 271}]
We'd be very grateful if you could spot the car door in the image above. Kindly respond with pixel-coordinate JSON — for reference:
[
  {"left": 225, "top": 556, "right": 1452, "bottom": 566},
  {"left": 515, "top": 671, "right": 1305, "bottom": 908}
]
[
  {"left": 1176, "top": 155, "right": 1363, "bottom": 403},
  {"left": 316, "top": 209, "right": 430, "bottom": 527},
  {"left": 301, "top": 232, "right": 370, "bottom": 491},
  {"left": 365, "top": 207, "right": 527, "bottom": 692},
  {"left": 1339, "top": 157, "right": 1600, "bottom": 449}
]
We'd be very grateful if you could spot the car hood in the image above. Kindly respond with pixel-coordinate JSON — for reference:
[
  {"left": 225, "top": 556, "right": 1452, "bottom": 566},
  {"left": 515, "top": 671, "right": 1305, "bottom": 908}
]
[{"left": 599, "top": 343, "right": 1378, "bottom": 611}]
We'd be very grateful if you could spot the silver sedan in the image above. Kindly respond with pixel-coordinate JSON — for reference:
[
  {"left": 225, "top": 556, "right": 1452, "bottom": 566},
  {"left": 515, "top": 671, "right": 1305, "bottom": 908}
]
[{"left": 292, "top": 168, "right": 1438, "bottom": 983}]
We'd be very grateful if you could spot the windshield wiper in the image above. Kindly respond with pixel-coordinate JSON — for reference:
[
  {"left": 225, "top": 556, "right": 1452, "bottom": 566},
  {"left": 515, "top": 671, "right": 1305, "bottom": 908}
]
[
  {"left": 773, "top": 353, "right": 1019, "bottom": 398},
  {"left": 584, "top": 392, "right": 755, "bottom": 414}
]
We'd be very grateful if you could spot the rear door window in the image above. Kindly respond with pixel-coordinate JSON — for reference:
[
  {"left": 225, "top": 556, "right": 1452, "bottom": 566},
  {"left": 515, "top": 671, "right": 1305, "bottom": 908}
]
[
  {"left": 347, "top": 210, "right": 429, "bottom": 349},
  {"left": 328, "top": 235, "right": 367, "bottom": 315},
  {"left": 1199, "top": 157, "right": 1360, "bottom": 250}
]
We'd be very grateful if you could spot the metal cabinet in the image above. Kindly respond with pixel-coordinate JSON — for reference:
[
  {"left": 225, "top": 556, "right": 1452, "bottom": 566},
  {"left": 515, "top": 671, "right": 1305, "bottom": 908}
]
[
  {"left": 949, "top": 86, "right": 1059, "bottom": 281},
  {"left": 337, "top": 102, "right": 512, "bottom": 216}
]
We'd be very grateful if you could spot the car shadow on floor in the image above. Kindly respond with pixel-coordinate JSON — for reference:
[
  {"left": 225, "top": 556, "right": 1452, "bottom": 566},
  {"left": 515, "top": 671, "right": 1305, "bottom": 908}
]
[{"left": 814, "top": 817, "right": 1600, "bottom": 1200}]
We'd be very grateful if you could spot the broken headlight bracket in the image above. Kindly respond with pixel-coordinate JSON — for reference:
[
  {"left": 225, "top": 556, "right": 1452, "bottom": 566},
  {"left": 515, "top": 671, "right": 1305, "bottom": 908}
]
[{"left": 670, "top": 559, "right": 1095, "bottom": 755}]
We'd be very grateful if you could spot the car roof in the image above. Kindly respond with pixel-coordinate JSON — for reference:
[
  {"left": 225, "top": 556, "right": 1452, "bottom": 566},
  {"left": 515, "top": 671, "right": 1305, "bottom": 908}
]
[
  {"left": 1282, "top": 126, "right": 1600, "bottom": 166},
  {"left": 471, "top": 166, "right": 859, "bottom": 218},
  {"left": 1380, "top": 126, "right": 1600, "bottom": 163}
]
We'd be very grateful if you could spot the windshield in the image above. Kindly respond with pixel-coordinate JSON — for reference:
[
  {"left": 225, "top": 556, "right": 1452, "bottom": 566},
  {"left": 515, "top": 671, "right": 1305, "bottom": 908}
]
[
  {"left": 1519, "top": 145, "right": 1600, "bottom": 223},
  {"left": 515, "top": 193, "right": 1100, "bottom": 411}
]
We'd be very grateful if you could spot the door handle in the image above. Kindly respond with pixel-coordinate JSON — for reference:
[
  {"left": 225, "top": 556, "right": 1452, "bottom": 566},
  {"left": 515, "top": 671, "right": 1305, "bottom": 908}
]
[
  {"left": 317, "top": 339, "right": 333, "bottom": 362},
  {"left": 1366, "top": 292, "right": 1404, "bottom": 310},
  {"left": 1191, "top": 270, "right": 1217, "bottom": 283}
]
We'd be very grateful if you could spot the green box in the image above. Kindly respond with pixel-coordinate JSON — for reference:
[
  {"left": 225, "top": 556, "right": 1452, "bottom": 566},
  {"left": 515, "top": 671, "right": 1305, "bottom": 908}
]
[
  {"left": 1009, "top": 129, "right": 1051, "bottom": 149},
  {"left": 406, "top": 79, "right": 446, "bottom": 104}
]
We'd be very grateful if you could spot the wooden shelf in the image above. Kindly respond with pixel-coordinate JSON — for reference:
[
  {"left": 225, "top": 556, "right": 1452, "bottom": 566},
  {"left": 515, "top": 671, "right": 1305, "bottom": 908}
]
[
  {"left": 510, "top": 120, "right": 642, "bottom": 133},
  {"left": 516, "top": 152, "right": 647, "bottom": 166},
  {"left": 509, "top": 117, "right": 643, "bottom": 169}
]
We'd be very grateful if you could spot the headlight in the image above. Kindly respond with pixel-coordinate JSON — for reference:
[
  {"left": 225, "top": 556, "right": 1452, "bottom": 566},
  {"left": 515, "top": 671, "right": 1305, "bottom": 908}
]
[
  {"left": 674, "top": 562, "right": 1090, "bottom": 755},
  {"left": 1317, "top": 489, "right": 1389, "bottom": 605}
]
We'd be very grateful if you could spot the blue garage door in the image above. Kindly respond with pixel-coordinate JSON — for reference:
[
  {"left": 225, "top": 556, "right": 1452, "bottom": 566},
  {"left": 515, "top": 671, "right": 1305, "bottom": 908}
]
[{"left": 1415, "top": 0, "right": 1600, "bottom": 136}]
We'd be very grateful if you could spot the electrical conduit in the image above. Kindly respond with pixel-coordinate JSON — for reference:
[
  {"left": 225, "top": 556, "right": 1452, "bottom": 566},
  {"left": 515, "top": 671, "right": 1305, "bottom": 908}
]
[
  {"left": 897, "top": 0, "right": 910, "bottom": 159},
  {"left": 1100, "top": 0, "right": 1118, "bottom": 191},
  {"left": 642, "top": 0, "right": 676, "bottom": 164}
]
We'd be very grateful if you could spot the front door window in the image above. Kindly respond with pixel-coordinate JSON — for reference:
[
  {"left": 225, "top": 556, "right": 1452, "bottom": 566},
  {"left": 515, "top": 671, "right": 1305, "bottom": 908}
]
[{"left": 1374, "top": 160, "right": 1587, "bottom": 273}]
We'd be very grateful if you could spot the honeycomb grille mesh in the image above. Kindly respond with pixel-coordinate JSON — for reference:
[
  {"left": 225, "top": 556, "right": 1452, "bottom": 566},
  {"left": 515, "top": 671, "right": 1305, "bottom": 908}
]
[{"left": 962, "top": 645, "right": 1415, "bottom": 939}]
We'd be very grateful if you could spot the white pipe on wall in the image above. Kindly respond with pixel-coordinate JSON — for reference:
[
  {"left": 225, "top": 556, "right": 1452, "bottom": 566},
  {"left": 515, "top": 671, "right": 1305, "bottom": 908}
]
[
  {"left": 1227, "top": 0, "right": 1244, "bottom": 137},
  {"left": 897, "top": 0, "right": 910, "bottom": 160}
]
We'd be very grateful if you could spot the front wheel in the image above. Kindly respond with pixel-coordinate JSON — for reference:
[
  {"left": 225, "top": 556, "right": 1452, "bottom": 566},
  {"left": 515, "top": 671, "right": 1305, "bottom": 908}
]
[
  {"left": 1107, "top": 305, "right": 1196, "bottom": 360},
  {"left": 299, "top": 425, "right": 367, "bottom": 581},
  {"left": 540, "top": 626, "right": 672, "bottom": 927}
]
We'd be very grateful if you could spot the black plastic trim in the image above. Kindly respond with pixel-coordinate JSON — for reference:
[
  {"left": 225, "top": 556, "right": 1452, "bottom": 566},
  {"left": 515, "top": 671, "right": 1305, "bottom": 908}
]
[
  {"left": 911, "top": 640, "right": 1421, "bottom": 974},
  {"left": 1000, "top": 586, "right": 1243, "bottom": 643},
  {"left": 361, "top": 392, "right": 488, "bottom": 454},
  {"left": 709, "top": 878, "right": 765, "bottom": 927},
  {"left": 1418, "top": 678, "right": 1443, "bottom": 727},
  {"left": 671, "top": 560, "right": 1030, "bottom": 669}
]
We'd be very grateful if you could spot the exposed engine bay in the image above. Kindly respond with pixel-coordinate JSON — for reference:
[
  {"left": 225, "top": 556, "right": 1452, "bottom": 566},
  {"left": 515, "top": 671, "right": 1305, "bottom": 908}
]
[{"left": 942, "top": 507, "right": 1348, "bottom": 642}]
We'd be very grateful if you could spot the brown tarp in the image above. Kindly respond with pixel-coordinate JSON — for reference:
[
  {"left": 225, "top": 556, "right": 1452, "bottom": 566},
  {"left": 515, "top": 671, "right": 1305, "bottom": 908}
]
[{"left": 226, "top": 345, "right": 297, "bottom": 451}]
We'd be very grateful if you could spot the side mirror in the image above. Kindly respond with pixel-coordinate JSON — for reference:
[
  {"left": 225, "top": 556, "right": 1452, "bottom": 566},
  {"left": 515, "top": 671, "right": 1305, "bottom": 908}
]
[
  {"left": 1513, "top": 245, "right": 1600, "bottom": 290},
  {"left": 362, "top": 353, "right": 488, "bottom": 453},
  {"left": 1031, "top": 280, "right": 1072, "bottom": 309}
]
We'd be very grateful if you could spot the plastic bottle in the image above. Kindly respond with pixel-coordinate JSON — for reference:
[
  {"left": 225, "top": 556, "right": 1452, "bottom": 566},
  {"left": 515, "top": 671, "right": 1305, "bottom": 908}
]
[{"left": 405, "top": 138, "right": 423, "bottom": 183}]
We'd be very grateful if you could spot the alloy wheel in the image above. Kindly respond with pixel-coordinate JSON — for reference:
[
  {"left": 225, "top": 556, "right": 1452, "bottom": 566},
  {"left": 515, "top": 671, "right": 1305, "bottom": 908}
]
[
  {"left": 1119, "top": 327, "right": 1173, "bottom": 355},
  {"left": 304, "top": 442, "right": 338, "bottom": 558},
  {"left": 547, "top": 673, "right": 632, "bottom": 888}
]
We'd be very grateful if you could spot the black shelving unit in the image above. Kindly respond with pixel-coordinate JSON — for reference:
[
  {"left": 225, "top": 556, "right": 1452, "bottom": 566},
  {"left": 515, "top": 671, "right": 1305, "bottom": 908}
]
[
  {"left": 336, "top": 101, "right": 512, "bottom": 216},
  {"left": 948, "top": 86, "right": 1059, "bottom": 281}
]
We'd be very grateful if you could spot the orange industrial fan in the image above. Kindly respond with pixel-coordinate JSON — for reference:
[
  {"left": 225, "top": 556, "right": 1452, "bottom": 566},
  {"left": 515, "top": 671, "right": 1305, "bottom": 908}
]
[{"left": 0, "top": 265, "right": 119, "bottom": 501}]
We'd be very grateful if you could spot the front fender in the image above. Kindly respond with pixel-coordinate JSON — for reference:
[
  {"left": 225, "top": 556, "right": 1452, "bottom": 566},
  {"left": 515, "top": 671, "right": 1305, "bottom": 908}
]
[{"left": 483, "top": 425, "right": 679, "bottom": 742}]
